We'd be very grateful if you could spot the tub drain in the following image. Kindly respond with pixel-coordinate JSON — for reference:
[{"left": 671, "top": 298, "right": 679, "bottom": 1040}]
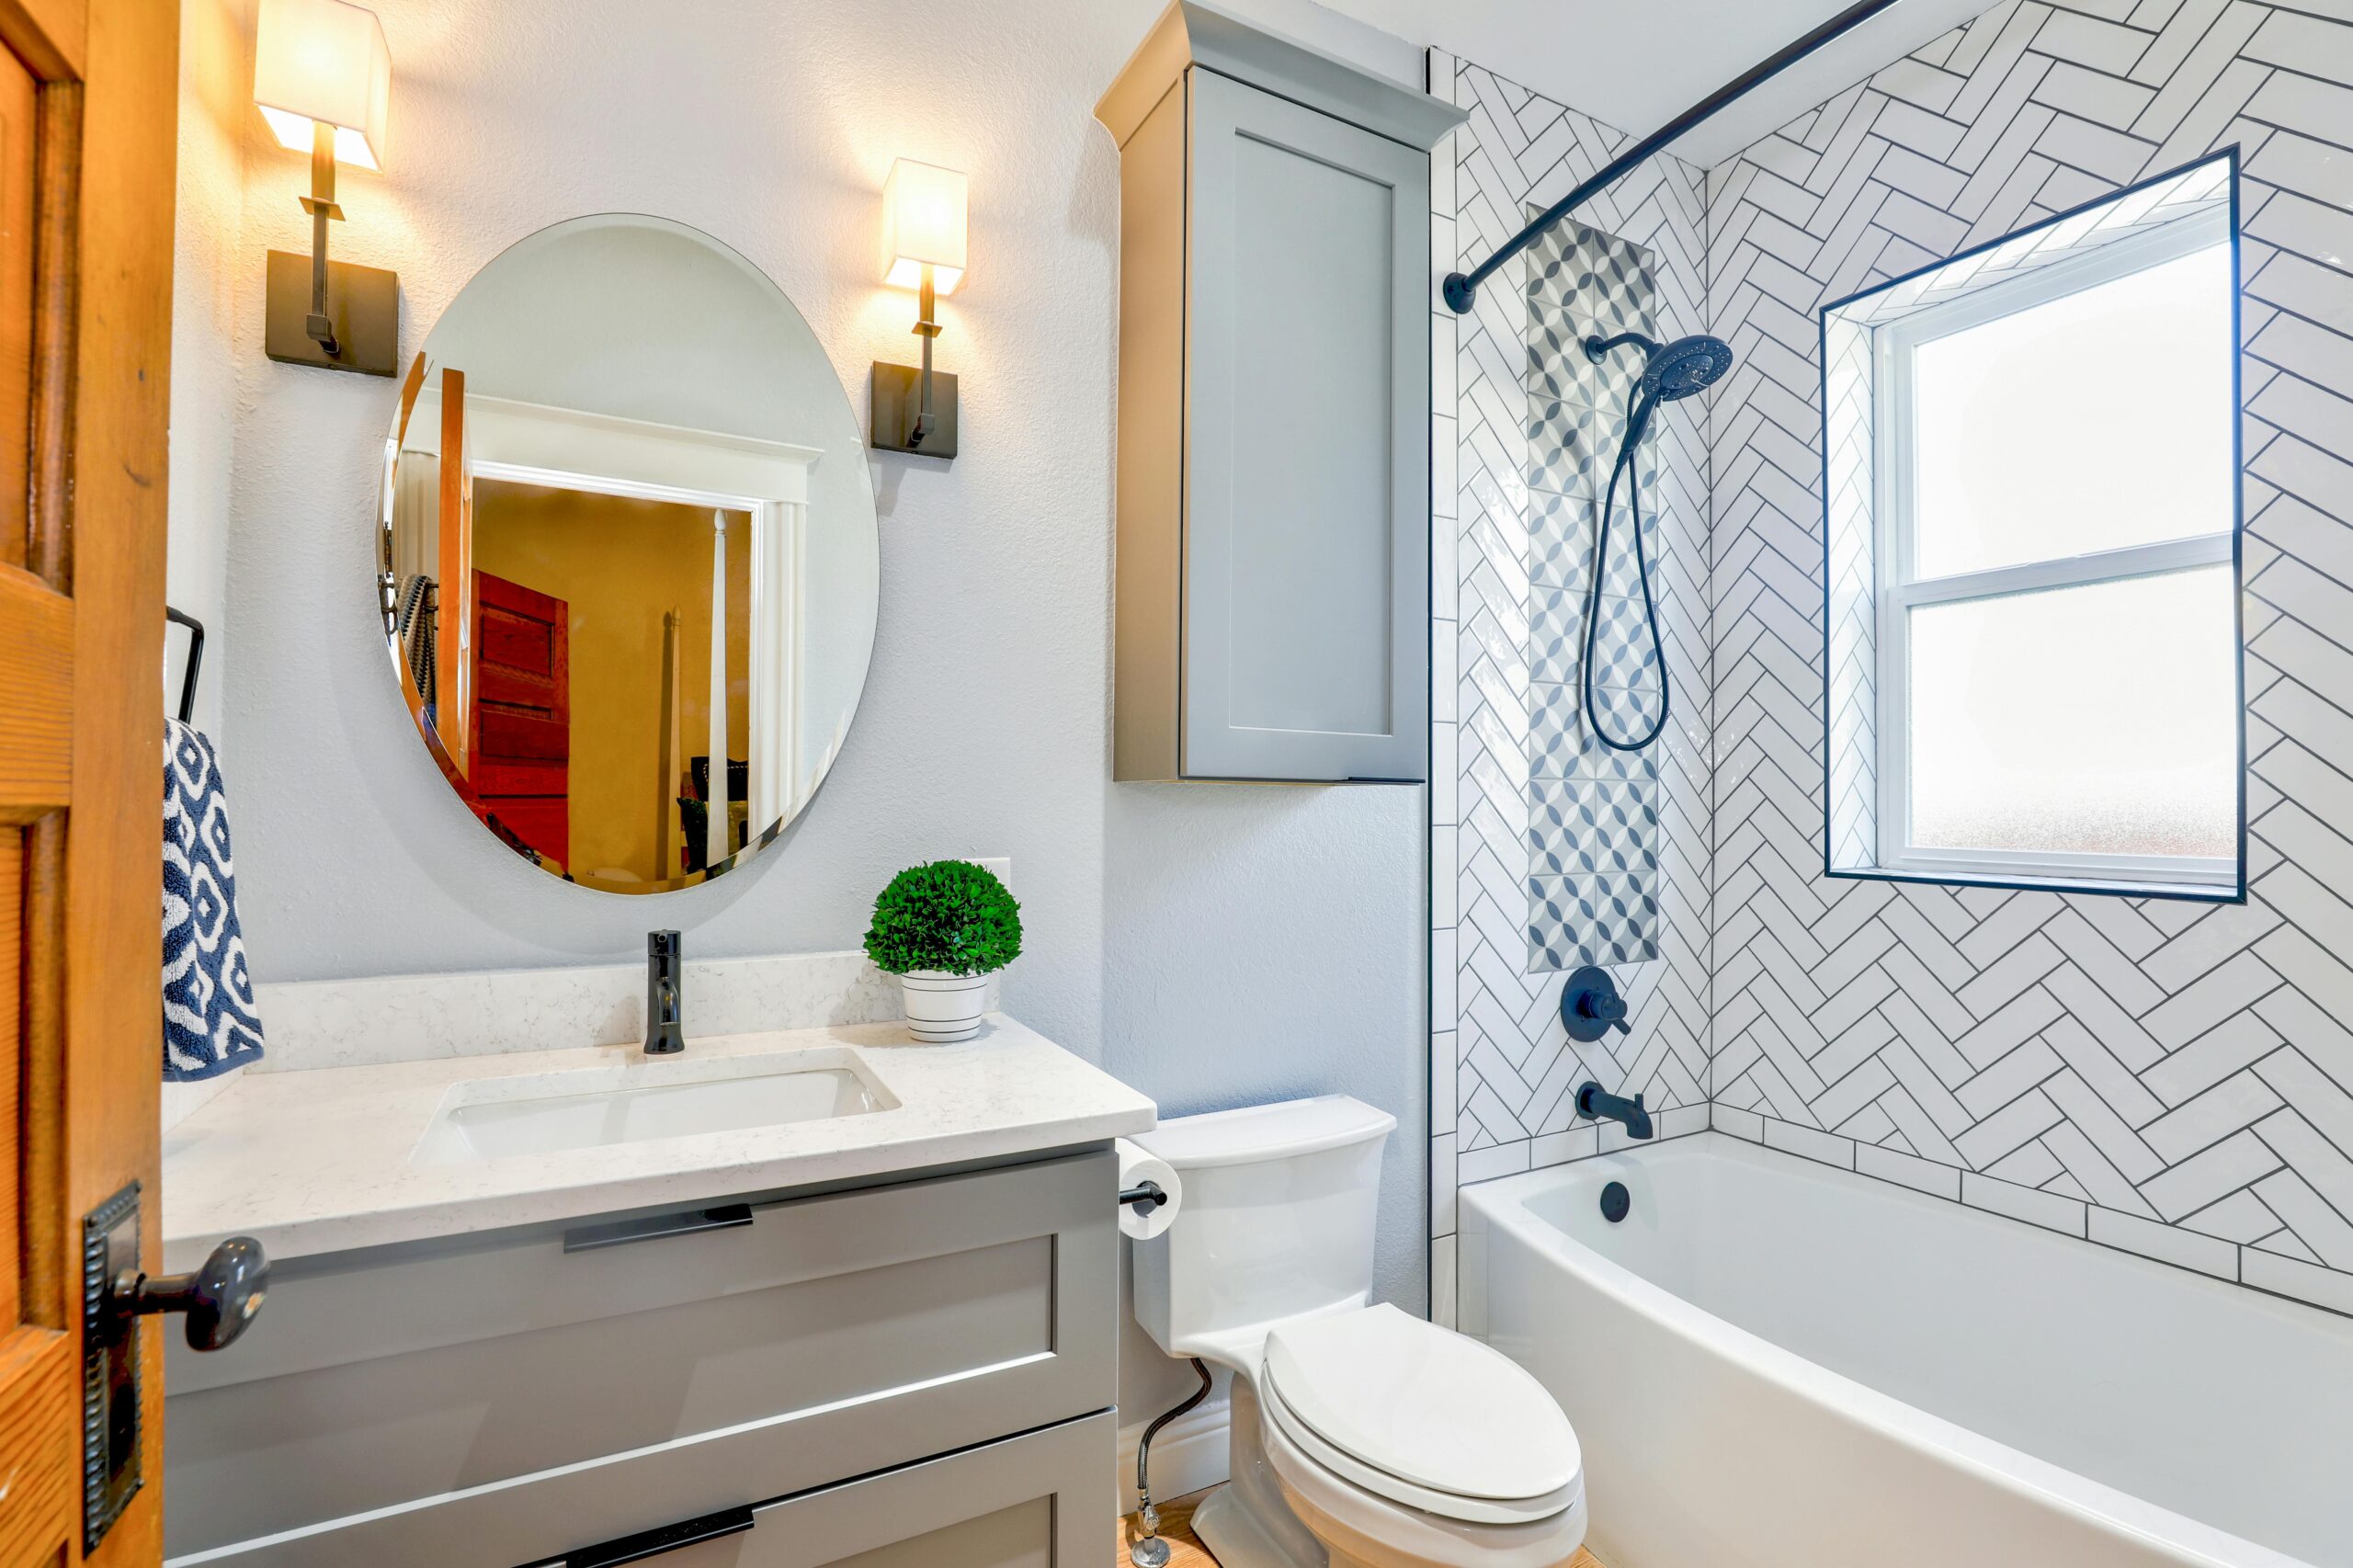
[{"left": 1600, "top": 1180, "right": 1631, "bottom": 1222}]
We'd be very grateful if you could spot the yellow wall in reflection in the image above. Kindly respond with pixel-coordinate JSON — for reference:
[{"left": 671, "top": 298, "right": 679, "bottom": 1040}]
[{"left": 473, "top": 478, "right": 750, "bottom": 884}]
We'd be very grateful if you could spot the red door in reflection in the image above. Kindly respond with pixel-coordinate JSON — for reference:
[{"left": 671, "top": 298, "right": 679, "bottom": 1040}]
[{"left": 470, "top": 568, "right": 570, "bottom": 866}]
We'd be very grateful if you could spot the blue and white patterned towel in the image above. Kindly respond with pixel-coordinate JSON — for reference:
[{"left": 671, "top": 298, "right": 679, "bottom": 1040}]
[{"left": 164, "top": 719, "right": 265, "bottom": 1080}]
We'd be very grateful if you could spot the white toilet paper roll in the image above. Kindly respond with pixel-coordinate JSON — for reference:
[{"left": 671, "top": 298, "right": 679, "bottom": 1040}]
[{"left": 1116, "top": 1139, "right": 1183, "bottom": 1241}]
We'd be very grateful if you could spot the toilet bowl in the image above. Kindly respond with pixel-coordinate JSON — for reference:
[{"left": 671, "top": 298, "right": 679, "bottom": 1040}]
[{"left": 1131, "top": 1097, "right": 1586, "bottom": 1568}]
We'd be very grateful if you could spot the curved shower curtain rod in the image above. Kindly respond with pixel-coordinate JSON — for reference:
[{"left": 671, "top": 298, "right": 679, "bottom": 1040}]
[{"left": 1440, "top": 0, "right": 1908, "bottom": 313}]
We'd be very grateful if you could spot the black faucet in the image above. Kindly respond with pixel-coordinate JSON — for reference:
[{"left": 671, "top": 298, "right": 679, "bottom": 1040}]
[
  {"left": 1576, "top": 1081, "right": 1654, "bottom": 1140},
  {"left": 645, "top": 930, "right": 685, "bottom": 1054}
]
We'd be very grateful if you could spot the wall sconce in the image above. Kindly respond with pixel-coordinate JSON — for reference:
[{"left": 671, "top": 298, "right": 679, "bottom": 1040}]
[
  {"left": 870, "top": 158, "right": 966, "bottom": 459},
  {"left": 256, "top": 0, "right": 399, "bottom": 377}
]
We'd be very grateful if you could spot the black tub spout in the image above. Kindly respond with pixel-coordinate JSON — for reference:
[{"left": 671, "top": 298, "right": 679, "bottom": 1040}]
[{"left": 1576, "top": 1081, "right": 1654, "bottom": 1140}]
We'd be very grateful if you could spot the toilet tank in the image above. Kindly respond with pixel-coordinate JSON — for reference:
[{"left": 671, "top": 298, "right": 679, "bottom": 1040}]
[{"left": 1131, "top": 1096, "right": 1397, "bottom": 1358}]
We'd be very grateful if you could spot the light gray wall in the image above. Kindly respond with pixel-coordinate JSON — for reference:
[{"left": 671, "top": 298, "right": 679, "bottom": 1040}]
[
  {"left": 175, "top": 0, "right": 1430, "bottom": 1425},
  {"left": 167, "top": 0, "right": 246, "bottom": 742}
]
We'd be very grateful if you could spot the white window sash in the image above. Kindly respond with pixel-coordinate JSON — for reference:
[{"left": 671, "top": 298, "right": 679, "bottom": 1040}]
[{"left": 1869, "top": 216, "right": 2238, "bottom": 892}]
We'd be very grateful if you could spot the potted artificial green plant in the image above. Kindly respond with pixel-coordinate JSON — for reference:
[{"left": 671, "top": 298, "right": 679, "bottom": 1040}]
[{"left": 863, "top": 859, "right": 1023, "bottom": 1042}]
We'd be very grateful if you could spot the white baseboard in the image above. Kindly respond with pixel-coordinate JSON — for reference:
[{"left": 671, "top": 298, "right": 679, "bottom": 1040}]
[{"left": 1115, "top": 1397, "right": 1231, "bottom": 1517}]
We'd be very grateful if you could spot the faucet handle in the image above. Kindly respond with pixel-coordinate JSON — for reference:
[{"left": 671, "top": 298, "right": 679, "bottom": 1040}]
[{"left": 1561, "top": 965, "right": 1632, "bottom": 1043}]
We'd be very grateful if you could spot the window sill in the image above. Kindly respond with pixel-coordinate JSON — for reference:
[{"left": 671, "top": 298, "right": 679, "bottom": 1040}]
[{"left": 1827, "top": 864, "right": 2245, "bottom": 905}]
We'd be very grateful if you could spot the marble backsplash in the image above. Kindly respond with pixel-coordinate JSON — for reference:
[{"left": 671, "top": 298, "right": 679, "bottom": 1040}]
[
  {"left": 250, "top": 949, "right": 904, "bottom": 1074},
  {"left": 156, "top": 950, "right": 963, "bottom": 1134}
]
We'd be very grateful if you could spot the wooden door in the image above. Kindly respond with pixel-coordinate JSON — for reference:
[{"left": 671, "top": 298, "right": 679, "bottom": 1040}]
[
  {"left": 0, "top": 0, "right": 182, "bottom": 1564},
  {"left": 469, "top": 569, "right": 570, "bottom": 866}
]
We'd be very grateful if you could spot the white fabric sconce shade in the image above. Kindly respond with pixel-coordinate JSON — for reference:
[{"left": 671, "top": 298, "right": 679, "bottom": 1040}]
[
  {"left": 881, "top": 159, "right": 967, "bottom": 294},
  {"left": 870, "top": 159, "right": 966, "bottom": 456},
  {"left": 254, "top": 0, "right": 392, "bottom": 171}
]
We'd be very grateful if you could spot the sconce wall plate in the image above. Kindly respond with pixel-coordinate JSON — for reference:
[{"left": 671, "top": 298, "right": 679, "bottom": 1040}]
[
  {"left": 870, "top": 363, "right": 958, "bottom": 458},
  {"left": 265, "top": 248, "right": 398, "bottom": 376}
]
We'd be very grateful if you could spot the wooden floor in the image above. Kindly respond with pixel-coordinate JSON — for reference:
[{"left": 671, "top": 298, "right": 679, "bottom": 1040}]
[{"left": 1115, "top": 1488, "right": 1606, "bottom": 1565}]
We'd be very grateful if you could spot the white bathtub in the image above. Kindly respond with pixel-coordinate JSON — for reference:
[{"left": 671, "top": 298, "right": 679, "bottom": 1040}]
[{"left": 1460, "top": 1133, "right": 2353, "bottom": 1568}]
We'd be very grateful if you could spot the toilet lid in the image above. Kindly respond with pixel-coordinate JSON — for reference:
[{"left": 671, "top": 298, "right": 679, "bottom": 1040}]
[{"left": 1261, "top": 1303, "right": 1580, "bottom": 1507}]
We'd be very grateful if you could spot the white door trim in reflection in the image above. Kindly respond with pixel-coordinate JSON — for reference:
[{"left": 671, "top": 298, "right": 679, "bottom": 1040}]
[
  {"left": 409, "top": 387, "right": 823, "bottom": 502},
  {"left": 405, "top": 385, "right": 817, "bottom": 868}
]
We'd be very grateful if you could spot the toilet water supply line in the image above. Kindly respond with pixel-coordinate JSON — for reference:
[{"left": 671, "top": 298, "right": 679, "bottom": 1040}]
[{"left": 1130, "top": 1358, "right": 1214, "bottom": 1568}]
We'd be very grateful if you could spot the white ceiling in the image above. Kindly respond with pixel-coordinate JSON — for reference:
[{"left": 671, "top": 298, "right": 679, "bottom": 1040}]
[{"left": 1313, "top": 0, "right": 1995, "bottom": 166}]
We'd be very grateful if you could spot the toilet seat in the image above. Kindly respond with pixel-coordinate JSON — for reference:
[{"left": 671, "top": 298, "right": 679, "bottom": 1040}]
[
  {"left": 1260, "top": 1303, "right": 1583, "bottom": 1528},
  {"left": 1260, "top": 1411, "right": 1591, "bottom": 1568}
]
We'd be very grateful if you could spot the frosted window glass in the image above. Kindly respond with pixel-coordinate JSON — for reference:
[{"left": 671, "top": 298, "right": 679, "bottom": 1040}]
[
  {"left": 1911, "top": 244, "right": 2234, "bottom": 580},
  {"left": 1909, "top": 568, "right": 2236, "bottom": 860}
]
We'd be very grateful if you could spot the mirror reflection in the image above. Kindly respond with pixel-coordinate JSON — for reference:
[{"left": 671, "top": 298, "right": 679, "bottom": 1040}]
[{"left": 381, "top": 214, "right": 878, "bottom": 893}]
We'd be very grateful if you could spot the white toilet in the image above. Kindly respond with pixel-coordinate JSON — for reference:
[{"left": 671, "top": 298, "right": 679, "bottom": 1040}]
[{"left": 1131, "top": 1096, "right": 1587, "bottom": 1568}]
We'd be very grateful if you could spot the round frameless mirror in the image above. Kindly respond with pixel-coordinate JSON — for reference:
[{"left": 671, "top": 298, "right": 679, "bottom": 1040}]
[{"left": 380, "top": 215, "right": 878, "bottom": 893}]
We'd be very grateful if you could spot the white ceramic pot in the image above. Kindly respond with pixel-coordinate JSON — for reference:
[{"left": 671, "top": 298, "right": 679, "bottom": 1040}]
[{"left": 898, "top": 971, "right": 989, "bottom": 1042}]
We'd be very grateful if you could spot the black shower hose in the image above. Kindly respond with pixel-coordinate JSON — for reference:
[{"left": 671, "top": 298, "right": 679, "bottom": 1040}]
[{"left": 1582, "top": 381, "right": 1673, "bottom": 753}]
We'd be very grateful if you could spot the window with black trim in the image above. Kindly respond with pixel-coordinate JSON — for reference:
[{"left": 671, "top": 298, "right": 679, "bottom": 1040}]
[{"left": 1818, "top": 152, "right": 2245, "bottom": 903}]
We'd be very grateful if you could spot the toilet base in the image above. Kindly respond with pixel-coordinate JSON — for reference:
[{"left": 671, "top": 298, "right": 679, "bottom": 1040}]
[
  {"left": 1191, "top": 1484, "right": 1324, "bottom": 1568},
  {"left": 1189, "top": 1494, "right": 1377, "bottom": 1568},
  {"left": 1192, "top": 1376, "right": 1328, "bottom": 1567}
]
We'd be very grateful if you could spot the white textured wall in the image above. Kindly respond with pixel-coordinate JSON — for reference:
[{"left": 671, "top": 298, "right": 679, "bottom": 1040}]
[
  {"left": 174, "top": 0, "right": 1431, "bottom": 1428},
  {"left": 1705, "top": 0, "right": 2353, "bottom": 1320},
  {"left": 168, "top": 0, "right": 247, "bottom": 741}
]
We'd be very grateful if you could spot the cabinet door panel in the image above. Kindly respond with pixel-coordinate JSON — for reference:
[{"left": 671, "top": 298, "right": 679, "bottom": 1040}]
[
  {"left": 163, "top": 1153, "right": 1115, "bottom": 1559},
  {"left": 170, "top": 1410, "right": 1111, "bottom": 1568},
  {"left": 1184, "top": 69, "right": 1429, "bottom": 781}
]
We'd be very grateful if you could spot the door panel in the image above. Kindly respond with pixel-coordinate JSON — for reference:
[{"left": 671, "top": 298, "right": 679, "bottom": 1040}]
[
  {"left": 1182, "top": 68, "right": 1429, "bottom": 781},
  {"left": 470, "top": 567, "right": 570, "bottom": 864},
  {"left": 0, "top": 50, "right": 35, "bottom": 571},
  {"left": 0, "top": 0, "right": 181, "bottom": 1562}
]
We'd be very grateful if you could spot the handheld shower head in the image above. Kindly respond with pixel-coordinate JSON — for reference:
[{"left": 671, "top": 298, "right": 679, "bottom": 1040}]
[
  {"left": 1571, "top": 328, "right": 1739, "bottom": 755},
  {"left": 1584, "top": 331, "right": 1735, "bottom": 403}
]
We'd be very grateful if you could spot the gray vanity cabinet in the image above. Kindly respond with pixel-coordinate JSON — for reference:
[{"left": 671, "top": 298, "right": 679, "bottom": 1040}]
[
  {"left": 1097, "top": 4, "right": 1462, "bottom": 782},
  {"left": 161, "top": 1150, "right": 1115, "bottom": 1566}
]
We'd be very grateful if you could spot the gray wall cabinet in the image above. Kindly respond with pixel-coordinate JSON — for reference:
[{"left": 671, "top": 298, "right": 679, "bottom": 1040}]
[
  {"left": 162, "top": 1150, "right": 1117, "bottom": 1566},
  {"left": 1097, "top": 3, "right": 1463, "bottom": 782}
]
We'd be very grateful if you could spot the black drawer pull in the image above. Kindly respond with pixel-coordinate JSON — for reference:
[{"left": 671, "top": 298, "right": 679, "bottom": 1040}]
[
  {"left": 563, "top": 1203, "right": 753, "bottom": 1254},
  {"left": 562, "top": 1503, "right": 755, "bottom": 1567}
]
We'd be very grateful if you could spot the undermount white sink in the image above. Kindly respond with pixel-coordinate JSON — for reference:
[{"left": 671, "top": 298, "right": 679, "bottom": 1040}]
[{"left": 409, "top": 1048, "right": 897, "bottom": 1165}]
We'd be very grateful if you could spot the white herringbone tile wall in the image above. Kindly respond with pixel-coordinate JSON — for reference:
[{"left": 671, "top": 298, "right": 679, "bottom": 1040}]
[
  {"left": 1706, "top": 0, "right": 2353, "bottom": 1316},
  {"left": 1430, "top": 51, "right": 1715, "bottom": 1324}
]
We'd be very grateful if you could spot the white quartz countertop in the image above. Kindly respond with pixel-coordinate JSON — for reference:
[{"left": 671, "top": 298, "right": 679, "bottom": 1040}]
[{"left": 160, "top": 1016, "right": 1156, "bottom": 1270}]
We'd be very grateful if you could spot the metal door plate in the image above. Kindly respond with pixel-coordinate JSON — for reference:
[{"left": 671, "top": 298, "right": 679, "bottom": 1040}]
[{"left": 82, "top": 1181, "right": 142, "bottom": 1551}]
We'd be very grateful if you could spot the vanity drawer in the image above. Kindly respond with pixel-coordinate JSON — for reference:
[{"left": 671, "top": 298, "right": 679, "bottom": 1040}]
[
  {"left": 172, "top": 1407, "right": 1112, "bottom": 1566},
  {"left": 164, "top": 1151, "right": 1116, "bottom": 1560}
]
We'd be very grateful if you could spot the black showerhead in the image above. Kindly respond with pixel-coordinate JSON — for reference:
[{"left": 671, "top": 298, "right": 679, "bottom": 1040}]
[
  {"left": 1570, "top": 326, "right": 1739, "bottom": 758},
  {"left": 1643, "top": 334, "right": 1734, "bottom": 400},
  {"left": 1584, "top": 331, "right": 1736, "bottom": 403}
]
